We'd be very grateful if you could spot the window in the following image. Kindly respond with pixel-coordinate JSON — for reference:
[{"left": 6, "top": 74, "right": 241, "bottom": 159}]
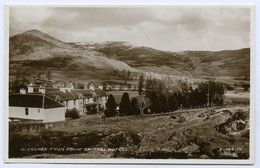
[{"left": 25, "top": 108, "right": 29, "bottom": 115}]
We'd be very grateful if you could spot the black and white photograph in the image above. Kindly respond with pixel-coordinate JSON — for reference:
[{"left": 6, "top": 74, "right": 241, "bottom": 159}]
[{"left": 4, "top": 5, "right": 254, "bottom": 164}]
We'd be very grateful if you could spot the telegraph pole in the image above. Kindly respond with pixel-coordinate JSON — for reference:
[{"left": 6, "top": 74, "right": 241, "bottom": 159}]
[{"left": 208, "top": 86, "right": 210, "bottom": 107}]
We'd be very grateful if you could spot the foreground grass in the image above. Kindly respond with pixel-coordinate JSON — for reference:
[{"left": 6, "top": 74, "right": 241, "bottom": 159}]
[{"left": 10, "top": 106, "right": 250, "bottom": 159}]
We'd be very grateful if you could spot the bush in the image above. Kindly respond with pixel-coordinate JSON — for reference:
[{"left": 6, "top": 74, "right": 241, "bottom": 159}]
[
  {"left": 87, "top": 106, "right": 97, "bottom": 114},
  {"left": 65, "top": 108, "right": 80, "bottom": 119}
]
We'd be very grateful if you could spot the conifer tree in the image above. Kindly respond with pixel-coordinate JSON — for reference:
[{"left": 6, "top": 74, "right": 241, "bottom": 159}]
[
  {"left": 119, "top": 92, "right": 132, "bottom": 116},
  {"left": 158, "top": 93, "right": 169, "bottom": 112},
  {"left": 138, "top": 74, "right": 144, "bottom": 95},
  {"left": 168, "top": 94, "right": 178, "bottom": 111},
  {"left": 105, "top": 94, "right": 117, "bottom": 117}
]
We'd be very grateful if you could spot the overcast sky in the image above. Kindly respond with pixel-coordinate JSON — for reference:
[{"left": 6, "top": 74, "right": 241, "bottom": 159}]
[{"left": 9, "top": 7, "right": 251, "bottom": 51}]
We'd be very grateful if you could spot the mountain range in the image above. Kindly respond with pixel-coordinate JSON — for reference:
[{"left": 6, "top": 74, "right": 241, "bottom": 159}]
[
  {"left": 75, "top": 41, "right": 250, "bottom": 77},
  {"left": 9, "top": 29, "right": 250, "bottom": 83}
]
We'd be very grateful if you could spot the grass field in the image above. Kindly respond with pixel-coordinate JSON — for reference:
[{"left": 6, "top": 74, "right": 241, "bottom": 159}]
[{"left": 225, "top": 91, "right": 250, "bottom": 104}]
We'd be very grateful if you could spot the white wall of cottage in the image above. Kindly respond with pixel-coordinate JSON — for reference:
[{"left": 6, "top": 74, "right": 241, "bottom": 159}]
[
  {"left": 101, "top": 96, "right": 107, "bottom": 108},
  {"left": 9, "top": 107, "right": 44, "bottom": 121},
  {"left": 44, "top": 107, "right": 65, "bottom": 122},
  {"left": 27, "top": 86, "right": 34, "bottom": 93},
  {"left": 84, "top": 98, "right": 89, "bottom": 104},
  {"left": 89, "top": 98, "right": 94, "bottom": 103},
  {"left": 75, "top": 99, "right": 84, "bottom": 115},
  {"left": 9, "top": 107, "right": 65, "bottom": 122},
  {"left": 66, "top": 100, "right": 77, "bottom": 110}
]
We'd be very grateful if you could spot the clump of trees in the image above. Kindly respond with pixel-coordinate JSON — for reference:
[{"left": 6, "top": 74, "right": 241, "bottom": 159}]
[
  {"left": 173, "top": 81, "right": 224, "bottom": 108},
  {"left": 106, "top": 70, "right": 140, "bottom": 84},
  {"left": 9, "top": 69, "right": 55, "bottom": 93},
  {"left": 145, "top": 78, "right": 166, "bottom": 96},
  {"left": 147, "top": 91, "right": 178, "bottom": 114},
  {"left": 9, "top": 69, "right": 29, "bottom": 93},
  {"left": 104, "top": 80, "right": 225, "bottom": 117},
  {"left": 168, "top": 94, "right": 178, "bottom": 111}
]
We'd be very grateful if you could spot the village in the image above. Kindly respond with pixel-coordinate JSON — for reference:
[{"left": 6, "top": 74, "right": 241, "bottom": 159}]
[
  {"left": 8, "top": 67, "right": 251, "bottom": 124},
  {"left": 9, "top": 71, "right": 142, "bottom": 123}
]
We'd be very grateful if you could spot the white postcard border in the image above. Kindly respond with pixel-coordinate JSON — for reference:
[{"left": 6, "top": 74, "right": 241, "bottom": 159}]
[{"left": 3, "top": 4, "right": 255, "bottom": 165}]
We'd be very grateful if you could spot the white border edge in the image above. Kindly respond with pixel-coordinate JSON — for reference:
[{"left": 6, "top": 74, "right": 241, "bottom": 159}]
[{"left": 3, "top": 4, "right": 256, "bottom": 165}]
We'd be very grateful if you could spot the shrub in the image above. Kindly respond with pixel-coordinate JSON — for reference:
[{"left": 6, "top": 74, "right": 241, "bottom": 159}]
[
  {"left": 87, "top": 106, "right": 97, "bottom": 114},
  {"left": 65, "top": 108, "right": 80, "bottom": 119},
  {"left": 106, "top": 132, "right": 127, "bottom": 148}
]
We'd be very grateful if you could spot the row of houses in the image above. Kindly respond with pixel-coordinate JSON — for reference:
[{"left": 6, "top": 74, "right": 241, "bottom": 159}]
[
  {"left": 9, "top": 84, "right": 108, "bottom": 123},
  {"left": 52, "top": 81, "right": 138, "bottom": 92}
]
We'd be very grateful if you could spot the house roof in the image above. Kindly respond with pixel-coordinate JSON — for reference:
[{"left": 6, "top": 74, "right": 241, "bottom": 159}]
[
  {"left": 46, "top": 90, "right": 76, "bottom": 101},
  {"left": 71, "top": 89, "right": 94, "bottom": 98},
  {"left": 94, "top": 89, "right": 107, "bottom": 97},
  {"left": 9, "top": 94, "right": 64, "bottom": 109}
]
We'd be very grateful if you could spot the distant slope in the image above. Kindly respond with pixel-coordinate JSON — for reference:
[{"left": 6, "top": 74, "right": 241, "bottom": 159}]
[
  {"left": 76, "top": 41, "right": 250, "bottom": 77},
  {"left": 9, "top": 30, "right": 135, "bottom": 82},
  {"left": 182, "top": 49, "right": 250, "bottom": 77}
]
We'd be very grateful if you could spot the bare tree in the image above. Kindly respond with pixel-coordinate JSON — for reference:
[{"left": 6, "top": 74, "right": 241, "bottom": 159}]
[
  {"left": 136, "top": 96, "right": 151, "bottom": 115},
  {"left": 96, "top": 97, "right": 106, "bottom": 122}
]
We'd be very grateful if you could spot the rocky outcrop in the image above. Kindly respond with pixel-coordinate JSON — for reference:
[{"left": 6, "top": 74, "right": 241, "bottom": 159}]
[{"left": 216, "top": 109, "right": 249, "bottom": 136}]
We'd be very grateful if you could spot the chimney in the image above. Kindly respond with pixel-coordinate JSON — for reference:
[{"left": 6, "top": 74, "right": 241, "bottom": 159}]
[
  {"left": 39, "top": 87, "right": 46, "bottom": 94},
  {"left": 60, "top": 88, "right": 66, "bottom": 93},
  {"left": 70, "top": 83, "right": 74, "bottom": 90},
  {"left": 98, "top": 85, "right": 103, "bottom": 90},
  {"left": 89, "top": 83, "right": 94, "bottom": 91},
  {"left": 20, "top": 88, "right": 26, "bottom": 94},
  {"left": 28, "top": 86, "right": 34, "bottom": 93}
]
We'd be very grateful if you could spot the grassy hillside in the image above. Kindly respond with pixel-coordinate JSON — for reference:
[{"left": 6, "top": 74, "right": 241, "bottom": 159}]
[
  {"left": 9, "top": 30, "right": 135, "bottom": 82},
  {"left": 77, "top": 42, "right": 250, "bottom": 77},
  {"left": 9, "top": 106, "right": 249, "bottom": 159}
]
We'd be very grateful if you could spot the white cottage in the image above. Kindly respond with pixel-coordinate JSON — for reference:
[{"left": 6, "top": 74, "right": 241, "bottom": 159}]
[
  {"left": 46, "top": 90, "right": 77, "bottom": 112},
  {"left": 71, "top": 89, "right": 96, "bottom": 114},
  {"left": 9, "top": 94, "right": 65, "bottom": 123}
]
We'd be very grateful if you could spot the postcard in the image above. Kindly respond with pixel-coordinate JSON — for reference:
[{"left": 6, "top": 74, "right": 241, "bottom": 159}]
[{"left": 4, "top": 5, "right": 255, "bottom": 164}]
